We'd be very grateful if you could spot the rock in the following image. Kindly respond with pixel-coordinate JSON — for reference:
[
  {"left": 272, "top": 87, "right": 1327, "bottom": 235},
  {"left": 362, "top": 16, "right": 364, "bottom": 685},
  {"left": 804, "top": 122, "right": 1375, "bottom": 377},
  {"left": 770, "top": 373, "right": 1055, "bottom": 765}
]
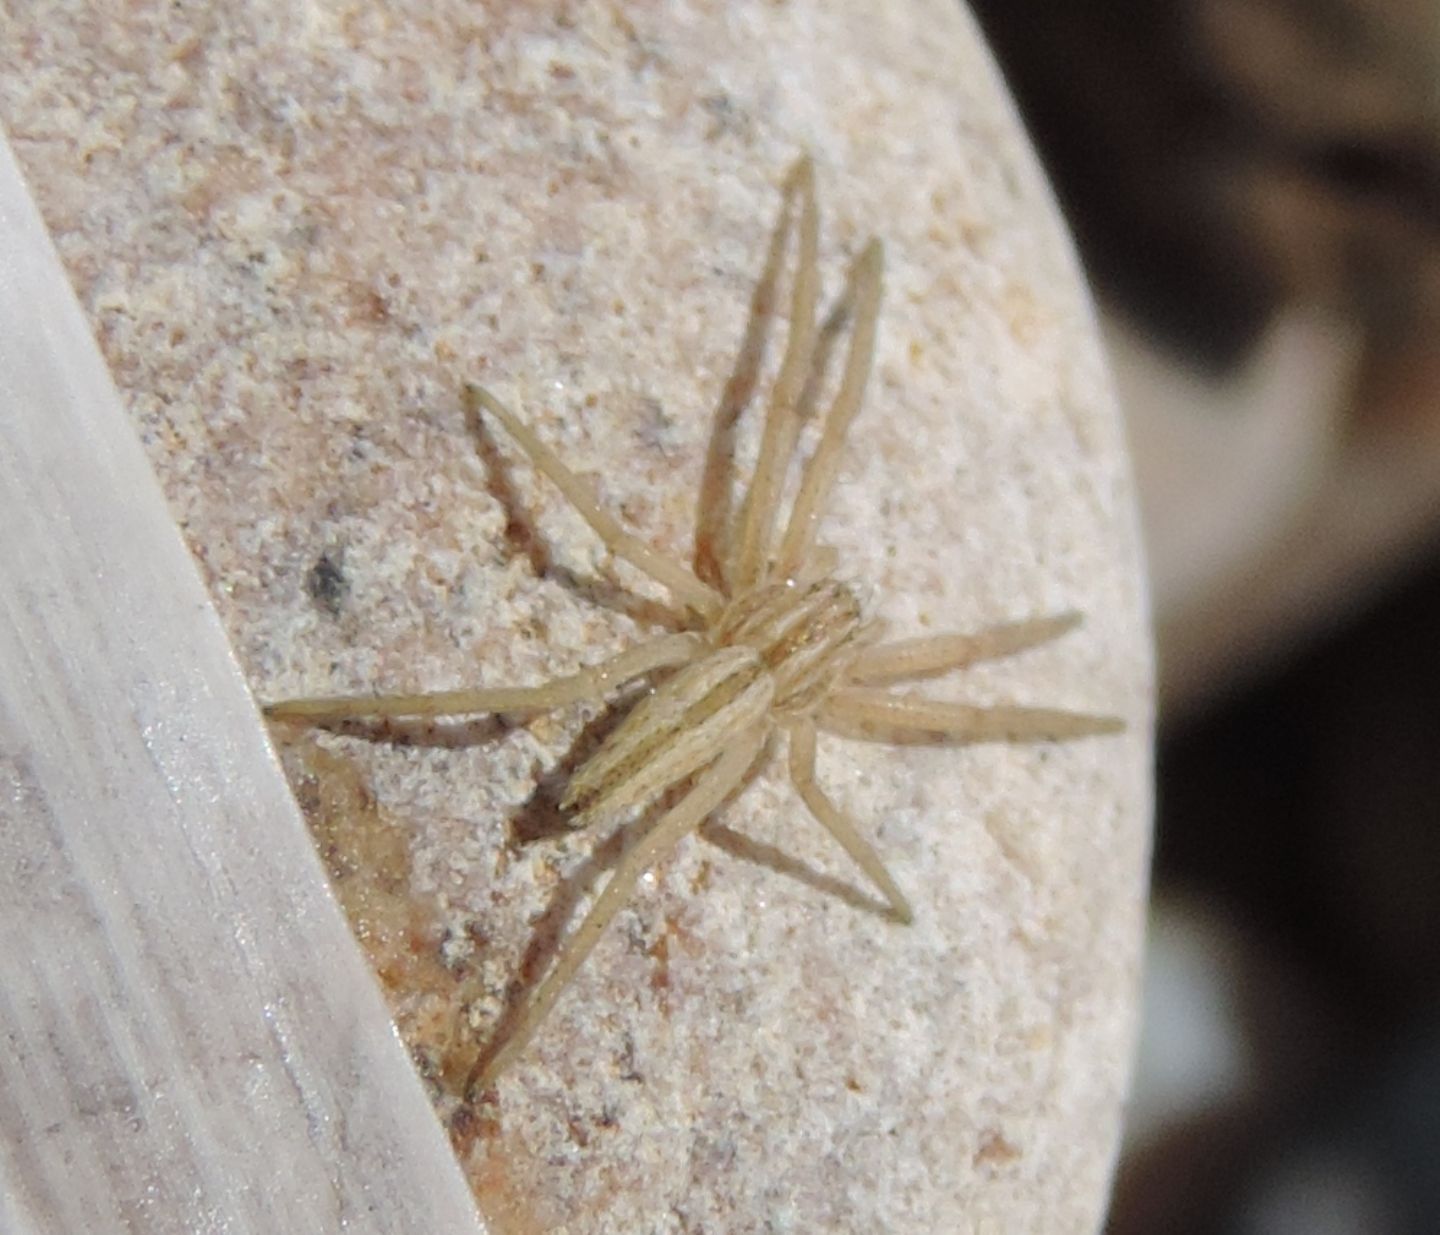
[{"left": 3, "top": 2, "right": 1152, "bottom": 1231}]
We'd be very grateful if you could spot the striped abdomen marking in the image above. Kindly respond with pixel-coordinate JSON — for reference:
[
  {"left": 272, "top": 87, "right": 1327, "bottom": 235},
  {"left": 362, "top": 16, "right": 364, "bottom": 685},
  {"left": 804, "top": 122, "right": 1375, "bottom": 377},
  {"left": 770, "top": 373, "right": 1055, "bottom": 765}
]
[
  {"left": 562, "top": 646, "right": 773, "bottom": 825},
  {"left": 713, "top": 579, "right": 871, "bottom": 715}
]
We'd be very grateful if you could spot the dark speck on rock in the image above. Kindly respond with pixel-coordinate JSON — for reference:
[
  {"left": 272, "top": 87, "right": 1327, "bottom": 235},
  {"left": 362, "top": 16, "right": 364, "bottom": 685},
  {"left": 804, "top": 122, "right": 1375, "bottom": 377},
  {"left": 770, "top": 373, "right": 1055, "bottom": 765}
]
[{"left": 306, "top": 550, "right": 348, "bottom": 617}]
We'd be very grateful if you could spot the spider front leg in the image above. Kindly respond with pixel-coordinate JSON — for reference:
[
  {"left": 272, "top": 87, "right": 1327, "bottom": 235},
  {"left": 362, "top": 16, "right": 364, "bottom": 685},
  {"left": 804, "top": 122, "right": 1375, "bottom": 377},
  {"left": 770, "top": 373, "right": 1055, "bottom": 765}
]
[
  {"left": 773, "top": 237, "right": 884, "bottom": 581},
  {"left": 470, "top": 725, "right": 766, "bottom": 1089},
  {"left": 726, "top": 155, "right": 821, "bottom": 592},
  {"left": 787, "top": 719, "right": 913, "bottom": 924},
  {"left": 264, "top": 632, "right": 702, "bottom": 723}
]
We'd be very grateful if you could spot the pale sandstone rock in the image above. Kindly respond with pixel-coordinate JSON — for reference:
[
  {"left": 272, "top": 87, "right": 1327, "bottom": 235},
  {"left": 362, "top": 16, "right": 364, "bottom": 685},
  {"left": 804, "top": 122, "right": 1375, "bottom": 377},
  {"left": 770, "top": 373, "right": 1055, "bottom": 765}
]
[{"left": 3, "top": 2, "right": 1152, "bottom": 1231}]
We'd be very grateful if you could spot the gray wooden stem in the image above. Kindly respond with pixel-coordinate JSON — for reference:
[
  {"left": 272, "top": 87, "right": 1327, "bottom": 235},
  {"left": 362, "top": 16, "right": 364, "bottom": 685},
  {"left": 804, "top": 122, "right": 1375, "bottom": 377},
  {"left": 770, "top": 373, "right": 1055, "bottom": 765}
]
[{"left": 0, "top": 128, "right": 485, "bottom": 1235}]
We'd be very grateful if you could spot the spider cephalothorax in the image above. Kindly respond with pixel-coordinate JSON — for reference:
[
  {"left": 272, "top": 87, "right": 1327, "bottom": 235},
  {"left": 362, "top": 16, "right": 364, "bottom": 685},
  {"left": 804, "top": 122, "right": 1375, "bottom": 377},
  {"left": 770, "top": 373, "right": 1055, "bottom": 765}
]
[
  {"left": 265, "top": 157, "right": 1122, "bottom": 1088},
  {"left": 712, "top": 577, "right": 874, "bottom": 713}
]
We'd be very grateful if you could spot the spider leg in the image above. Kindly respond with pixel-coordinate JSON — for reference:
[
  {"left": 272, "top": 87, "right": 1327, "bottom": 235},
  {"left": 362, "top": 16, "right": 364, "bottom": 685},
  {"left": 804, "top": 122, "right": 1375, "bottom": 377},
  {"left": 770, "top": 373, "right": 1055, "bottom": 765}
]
[
  {"left": 264, "top": 632, "right": 702, "bottom": 723},
  {"left": 464, "top": 385, "right": 722, "bottom": 620},
  {"left": 736, "top": 285, "right": 854, "bottom": 583},
  {"left": 787, "top": 719, "right": 913, "bottom": 924},
  {"left": 471, "top": 724, "right": 766, "bottom": 1088},
  {"left": 696, "top": 156, "right": 814, "bottom": 589},
  {"left": 846, "top": 613, "right": 1084, "bottom": 685},
  {"left": 774, "top": 238, "right": 884, "bottom": 581},
  {"left": 727, "top": 156, "right": 821, "bottom": 592},
  {"left": 818, "top": 687, "right": 1124, "bottom": 744}
]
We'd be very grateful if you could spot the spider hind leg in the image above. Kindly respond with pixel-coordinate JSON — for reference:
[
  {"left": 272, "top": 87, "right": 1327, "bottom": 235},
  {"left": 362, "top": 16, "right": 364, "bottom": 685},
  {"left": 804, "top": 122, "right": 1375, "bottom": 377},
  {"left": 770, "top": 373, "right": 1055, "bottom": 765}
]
[
  {"left": 787, "top": 719, "right": 913, "bottom": 924},
  {"left": 470, "top": 725, "right": 765, "bottom": 1089}
]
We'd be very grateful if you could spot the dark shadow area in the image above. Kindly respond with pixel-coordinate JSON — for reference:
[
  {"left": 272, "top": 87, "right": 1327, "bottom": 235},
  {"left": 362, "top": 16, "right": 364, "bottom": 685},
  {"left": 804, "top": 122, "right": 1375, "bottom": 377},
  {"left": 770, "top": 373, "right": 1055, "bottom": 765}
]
[
  {"left": 465, "top": 804, "right": 649, "bottom": 1094},
  {"left": 1109, "top": 550, "right": 1440, "bottom": 1235},
  {"left": 699, "top": 817, "right": 898, "bottom": 922},
  {"left": 464, "top": 738, "right": 773, "bottom": 1096},
  {"left": 508, "top": 693, "right": 649, "bottom": 845},
  {"left": 1158, "top": 557, "right": 1440, "bottom": 1032},
  {"left": 969, "top": 0, "right": 1440, "bottom": 373}
]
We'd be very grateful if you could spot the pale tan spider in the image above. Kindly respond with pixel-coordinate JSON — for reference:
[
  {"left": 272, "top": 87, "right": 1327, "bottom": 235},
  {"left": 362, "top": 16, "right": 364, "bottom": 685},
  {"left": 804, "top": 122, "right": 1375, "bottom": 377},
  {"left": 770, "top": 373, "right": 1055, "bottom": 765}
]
[{"left": 266, "top": 158, "right": 1122, "bottom": 1088}]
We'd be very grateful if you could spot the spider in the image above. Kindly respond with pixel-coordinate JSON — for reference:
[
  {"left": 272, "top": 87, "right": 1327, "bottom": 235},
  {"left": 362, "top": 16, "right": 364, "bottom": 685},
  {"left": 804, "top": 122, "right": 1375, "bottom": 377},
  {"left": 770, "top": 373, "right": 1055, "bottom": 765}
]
[{"left": 265, "top": 157, "right": 1123, "bottom": 1089}]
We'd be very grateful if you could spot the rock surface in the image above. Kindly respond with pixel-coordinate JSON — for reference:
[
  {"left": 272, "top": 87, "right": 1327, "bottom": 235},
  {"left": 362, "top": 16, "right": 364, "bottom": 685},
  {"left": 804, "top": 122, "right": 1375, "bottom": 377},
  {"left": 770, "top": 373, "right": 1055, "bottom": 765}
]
[{"left": 3, "top": 2, "right": 1152, "bottom": 1231}]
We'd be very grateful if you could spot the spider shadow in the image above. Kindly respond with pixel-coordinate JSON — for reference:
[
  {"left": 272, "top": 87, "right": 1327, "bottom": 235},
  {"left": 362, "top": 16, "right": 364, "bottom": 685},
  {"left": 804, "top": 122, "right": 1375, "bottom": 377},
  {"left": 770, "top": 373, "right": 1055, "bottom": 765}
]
[
  {"left": 466, "top": 803, "right": 655, "bottom": 1091},
  {"left": 694, "top": 724, "right": 898, "bottom": 926},
  {"left": 314, "top": 683, "right": 650, "bottom": 844},
  {"left": 463, "top": 778, "right": 900, "bottom": 1092},
  {"left": 308, "top": 691, "right": 899, "bottom": 921},
  {"left": 326, "top": 701, "right": 899, "bottom": 1097},
  {"left": 698, "top": 818, "right": 896, "bottom": 922},
  {"left": 317, "top": 712, "right": 513, "bottom": 751}
]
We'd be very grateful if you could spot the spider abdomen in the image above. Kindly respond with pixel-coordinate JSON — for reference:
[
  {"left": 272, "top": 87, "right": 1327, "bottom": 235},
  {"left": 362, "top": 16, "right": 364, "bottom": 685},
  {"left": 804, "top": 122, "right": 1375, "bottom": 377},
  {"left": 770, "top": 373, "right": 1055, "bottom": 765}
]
[
  {"left": 714, "top": 578, "right": 872, "bottom": 715},
  {"left": 561, "top": 646, "right": 773, "bottom": 826}
]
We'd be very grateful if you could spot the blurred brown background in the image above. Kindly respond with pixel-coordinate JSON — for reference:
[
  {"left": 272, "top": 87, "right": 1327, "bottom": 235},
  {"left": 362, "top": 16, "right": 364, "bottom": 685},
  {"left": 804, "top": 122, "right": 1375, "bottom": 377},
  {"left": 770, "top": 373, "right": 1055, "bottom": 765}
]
[{"left": 968, "top": 1, "right": 1440, "bottom": 1231}]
